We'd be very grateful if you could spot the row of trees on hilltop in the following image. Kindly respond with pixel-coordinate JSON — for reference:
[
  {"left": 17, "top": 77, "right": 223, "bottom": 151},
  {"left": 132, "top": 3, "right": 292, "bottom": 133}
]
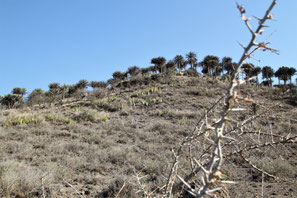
[
  {"left": 259, "top": 66, "right": 296, "bottom": 86},
  {"left": 0, "top": 52, "right": 296, "bottom": 109},
  {"left": 110, "top": 51, "right": 296, "bottom": 87},
  {"left": 0, "top": 79, "right": 109, "bottom": 108}
]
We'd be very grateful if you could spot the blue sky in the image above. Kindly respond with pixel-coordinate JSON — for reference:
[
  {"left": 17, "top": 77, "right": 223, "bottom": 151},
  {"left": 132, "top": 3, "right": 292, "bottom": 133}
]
[{"left": 0, "top": 0, "right": 296, "bottom": 96}]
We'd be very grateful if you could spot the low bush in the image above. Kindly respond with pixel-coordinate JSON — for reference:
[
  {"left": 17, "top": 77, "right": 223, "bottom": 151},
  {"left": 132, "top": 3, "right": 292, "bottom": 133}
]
[
  {"left": 0, "top": 161, "right": 45, "bottom": 197},
  {"left": 45, "top": 114, "right": 74, "bottom": 124},
  {"left": 74, "top": 109, "right": 108, "bottom": 123},
  {"left": 3, "top": 114, "right": 43, "bottom": 127},
  {"left": 186, "top": 87, "right": 210, "bottom": 96},
  {"left": 178, "top": 116, "right": 189, "bottom": 125},
  {"left": 251, "top": 157, "right": 295, "bottom": 177},
  {"left": 92, "top": 96, "right": 123, "bottom": 112},
  {"left": 184, "top": 68, "right": 199, "bottom": 77}
]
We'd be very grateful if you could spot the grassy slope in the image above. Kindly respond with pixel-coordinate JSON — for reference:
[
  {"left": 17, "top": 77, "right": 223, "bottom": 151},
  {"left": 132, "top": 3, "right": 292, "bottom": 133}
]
[{"left": 0, "top": 75, "right": 296, "bottom": 197}]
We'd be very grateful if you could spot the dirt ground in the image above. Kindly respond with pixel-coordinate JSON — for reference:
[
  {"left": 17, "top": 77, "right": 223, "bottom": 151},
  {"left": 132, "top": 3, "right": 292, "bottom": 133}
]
[{"left": 0, "top": 75, "right": 296, "bottom": 197}]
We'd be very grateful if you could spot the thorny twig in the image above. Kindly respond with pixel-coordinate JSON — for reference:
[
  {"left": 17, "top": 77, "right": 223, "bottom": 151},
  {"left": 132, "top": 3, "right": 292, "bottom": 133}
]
[
  {"left": 165, "top": 1, "right": 280, "bottom": 197},
  {"left": 196, "top": 1, "right": 278, "bottom": 196},
  {"left": 164, "top": 96, "right": 224, "bottom": 197},
  {"left": 63, "top": 179, "right": 85, "bottom": 198}
]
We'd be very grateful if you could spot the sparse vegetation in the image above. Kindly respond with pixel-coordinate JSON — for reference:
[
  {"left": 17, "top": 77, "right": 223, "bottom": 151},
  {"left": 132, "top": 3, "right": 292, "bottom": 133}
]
[
  {"left": 0, "top": 1, "right": 296, "bottom": 197},
  {"left": 3, "top": 114, "right": 43, "bottom": 127},
  {"left": 92, "top": 96, "right": 123, "bottom": 112},
  {"left": 45, "top": 114, "right": 74, "bottom": 124},
  {"left": 177, "top": 116, "right": 189, "bottom": 125},
  {"left": 74, "top": 109, "right": 108, "bottom": 123}
]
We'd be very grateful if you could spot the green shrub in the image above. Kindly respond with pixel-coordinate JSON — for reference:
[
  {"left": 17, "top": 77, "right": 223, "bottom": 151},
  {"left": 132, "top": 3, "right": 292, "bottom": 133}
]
[
  {"left": 97, "top": 101, "right": 123, "bottom": 112},
  {"left": 93, "top": 96, "right": 123, "bottom": 112},
  {"left": 78, "top": 111, "right": 97, "bottom": 122},
  {"left": 178, "top": 116, "right": 189, "bottom": 125},
  {"left": 129, "top": 87, "right": 162, "bottom": 106},
  {"left": 45, "top": 114, "right": 73, "bottom": 124},
  {"left": 157, "top": 110, "right": 170, "bottom": 117},
  {"left": 4, "top": 114, "right": 43, "bottom": 127},
  {"left": 129, "top": 97, "right": 162, "bottom": 107}
]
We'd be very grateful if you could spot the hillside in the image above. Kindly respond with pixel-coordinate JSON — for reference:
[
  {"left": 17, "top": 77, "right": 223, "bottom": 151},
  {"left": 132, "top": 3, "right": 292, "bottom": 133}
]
[{"left": 0, "top": 74, "right": 296, "bottom": 198}]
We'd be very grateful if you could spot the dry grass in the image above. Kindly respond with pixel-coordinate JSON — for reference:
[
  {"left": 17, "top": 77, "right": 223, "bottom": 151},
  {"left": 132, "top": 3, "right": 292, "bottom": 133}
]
[{"left": 0, "top": 75, "right": 296, "bottom": 197}]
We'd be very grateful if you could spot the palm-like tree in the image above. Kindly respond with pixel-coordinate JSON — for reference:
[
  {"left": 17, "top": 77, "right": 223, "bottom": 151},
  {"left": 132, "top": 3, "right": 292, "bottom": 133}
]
[
  {"left": 76, "top": 79, "right": 89, "bottom": 90},
  {"left": 241, "top": 63, "right": 255, "bottom": 79},
  {"left": 112, "top": 71, "right": 126, "bottom": 81},
  {"left": 288, "top": 67, "right": 296, "bottom": 84},
  {"left": 275, "top": 66, "right": 290, "bottom": 85},
  {"left": 151, "top": 57, "right": 166, "bottom": 74},
  {"left": 220, "top": 57, "right": 234, "bottom": 75},
  {"left": 12, "top": 87, "right": 26, "bottom": 96},
  {"left": 48, "top": 83, "right": 60, "bottom": 90},
  {"left": 148, "top": 65, "right": 158, "bottom": 74},
  {"left": 186, "top": 51, "right": 198, "bottom": 70},
  {"left": 127, "top": 66, "right": 140, "bottom": 78},
  {"left": 28, "top": 88, "right": 45, "bottom": 103},
  {"left": 251, "top": 66, "right": 261, "bottom": 84},
  {"left": 262, "top": 66, "right": 274, "bottom": 86},
  {"left": 200, "top": 55, "right": 219, "bottom": 77},
  {"left": 214, "top": 61, "right": 225, "bottom": 77},
  {"left": 90, "top": 81, "right": 107, "bottom": 89},
  {"left": 48, "top": 83, "right": 61, "bottom": 96},
  {"left": 174, "top": 55, "right": 186, "bottom": 72},
  {"left": 141, "top": 68, "right": 150, "bottom": 75},
  {"left": 1, "top": 94, "right": 23, "bottom": 108},
  {"left": 165, "top": 60, "right": 176, "bottom": 75}
]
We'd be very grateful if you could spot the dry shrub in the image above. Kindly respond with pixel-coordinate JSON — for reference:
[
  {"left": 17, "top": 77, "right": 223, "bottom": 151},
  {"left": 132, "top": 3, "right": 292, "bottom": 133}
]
[
  {"left": 146, "top": 120, "right": 173, "bottom": 135},
  {"left": 250, "top": 157, "right": 295, "bottom": 178},
  {"left": 106, "top": 147, "right": 130, "bottom": 165},
  {"left": 0, "top": 160, "right": 49, "bottom": 197},
  {"left": 186, "top": 87, "right": 211, "bottom": 97},
  {"left": 92, "top": 98, "right": 123, "bottom": 112},
  {"left": 89, "top": 88, "right": 108, "bottom": 99},
  {"left": 98, "top": 176, "right": 137, "bottom": 198},
  {"left": 74, "top": 108, "right": 109, "bottom": 123}
]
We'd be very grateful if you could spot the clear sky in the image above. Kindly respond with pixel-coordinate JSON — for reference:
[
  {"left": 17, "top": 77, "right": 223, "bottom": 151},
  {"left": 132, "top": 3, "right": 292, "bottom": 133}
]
[{"left": 0, "top": 0, "right": 296, "bottom": 96}]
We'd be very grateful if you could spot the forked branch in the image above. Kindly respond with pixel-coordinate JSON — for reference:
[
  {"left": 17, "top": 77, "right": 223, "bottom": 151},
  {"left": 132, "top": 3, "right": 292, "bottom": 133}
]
[
  {"left": 163, "top": 1, "right": 279, "bottom": 197},
  {"left": 195, "top": 1, "right": 278, "bottom": 197}
]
